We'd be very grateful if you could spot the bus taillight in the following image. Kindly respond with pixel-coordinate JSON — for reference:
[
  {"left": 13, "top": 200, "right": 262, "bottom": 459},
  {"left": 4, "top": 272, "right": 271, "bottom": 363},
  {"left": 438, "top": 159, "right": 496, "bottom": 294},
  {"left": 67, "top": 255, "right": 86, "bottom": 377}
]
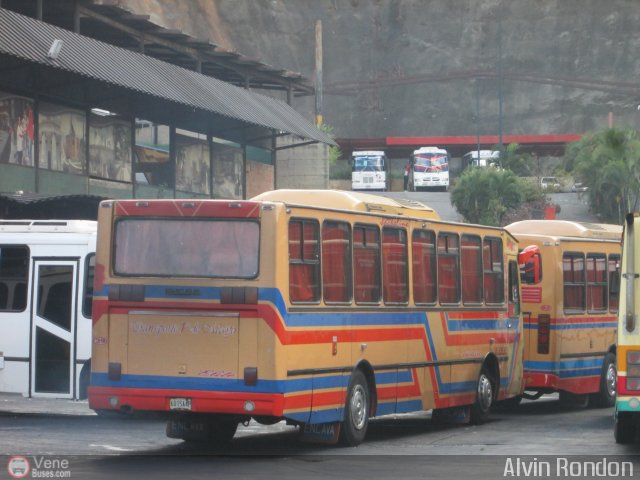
[
  {"left": 626, "top": 351, "right": 640, "bottom": 391},
  {"left": 537, "top": 314, "right": 550, "bottom": 354}
]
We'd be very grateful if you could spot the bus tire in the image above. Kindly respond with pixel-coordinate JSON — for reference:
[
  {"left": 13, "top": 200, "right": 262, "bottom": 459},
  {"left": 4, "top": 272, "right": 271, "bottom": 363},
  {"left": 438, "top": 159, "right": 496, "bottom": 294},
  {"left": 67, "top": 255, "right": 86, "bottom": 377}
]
[
  {"left": 340, "top": 370, "right": 370, "bottom": 446},
  {"left": 590, "top": 352, "right": 616, "bottom": 408},
  {"left": 470, "top": 366, "right": 494, "bottom": 425},
  {"left": 615, "top": 412, "right": 636, "bottom": 444}
]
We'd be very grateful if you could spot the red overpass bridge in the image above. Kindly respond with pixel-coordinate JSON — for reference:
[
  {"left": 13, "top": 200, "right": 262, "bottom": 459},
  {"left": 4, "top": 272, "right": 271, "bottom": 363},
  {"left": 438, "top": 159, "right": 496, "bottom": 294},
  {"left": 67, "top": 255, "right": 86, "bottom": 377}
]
[{"left": 337, "top": 133, "right": 582, "bottom": 159}]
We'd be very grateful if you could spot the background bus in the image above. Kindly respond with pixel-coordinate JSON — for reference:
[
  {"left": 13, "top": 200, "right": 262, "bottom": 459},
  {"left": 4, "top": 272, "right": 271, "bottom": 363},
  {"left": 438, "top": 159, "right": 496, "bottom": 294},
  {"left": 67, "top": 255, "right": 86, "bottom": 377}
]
[
  {"left": 89, "top": 190, "right": 523, "bottom": 446},
  {"left": 463, "top": 150, "right": 500, "bottom": 169},
  {"left": 351, "top": 150, "right": 389, "bottom": 191},
  {"left": 0, "top": 220, "right": 96, "bottom": 400},
  {"left": 409, "top": 146, "right": 450, "bottom": 191},
  {"left": 505, "top": 220, "right": 621, "bottom": 407},
  {"left": 615, "top": 213, "right": 640, "bottom": 443}
]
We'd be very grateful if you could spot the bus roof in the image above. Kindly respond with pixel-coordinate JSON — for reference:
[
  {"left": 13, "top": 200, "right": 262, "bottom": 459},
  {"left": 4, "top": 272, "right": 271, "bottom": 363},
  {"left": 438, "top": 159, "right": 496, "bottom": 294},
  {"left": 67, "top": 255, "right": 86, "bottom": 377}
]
[
  {"left": 505, "top": 220, "right": 622, "bottom": 241},
  {"left": 351, "top": 150, "right": 385, "bottom": 156},
  {"left": 464, "top": 150, "right": 500, "bottom": 159},
  {"left": 0, "top": 219, "right": 97, "bottom": 234},
  {"left": 413, "top": 146, "right": 447, "bottom": 154},
  {"left": 252, "top": 189, "right": 440, "bottom": 220}
]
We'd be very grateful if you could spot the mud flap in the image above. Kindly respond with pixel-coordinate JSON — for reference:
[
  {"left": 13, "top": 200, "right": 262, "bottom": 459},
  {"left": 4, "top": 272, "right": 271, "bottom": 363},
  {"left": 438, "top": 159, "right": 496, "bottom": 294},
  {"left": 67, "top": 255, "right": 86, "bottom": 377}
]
[
  {"left": 431, "top": 406, "right": 471, "bottom": 425},
  {"left": 166, "top": 418, "right": 209, "bottom": 441},
  {"left": 299, "top": 422, "right": 341, "bottom": 444}
]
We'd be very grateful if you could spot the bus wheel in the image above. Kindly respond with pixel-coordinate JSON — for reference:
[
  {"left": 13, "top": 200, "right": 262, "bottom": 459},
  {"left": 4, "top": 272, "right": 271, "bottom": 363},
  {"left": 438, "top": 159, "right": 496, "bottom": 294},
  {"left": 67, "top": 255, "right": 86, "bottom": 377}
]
[
  {"left": 615, "top": 412, "right": 636, "bottom": 444},
  {"left": 340, "top": 370, "right": 370, "bottom": 446},
  {"left": 470, "top": 367, "right": 494, "bottom": 425},
  {"left": 590, "top": 352, "right": 616, "bottom": 408}
]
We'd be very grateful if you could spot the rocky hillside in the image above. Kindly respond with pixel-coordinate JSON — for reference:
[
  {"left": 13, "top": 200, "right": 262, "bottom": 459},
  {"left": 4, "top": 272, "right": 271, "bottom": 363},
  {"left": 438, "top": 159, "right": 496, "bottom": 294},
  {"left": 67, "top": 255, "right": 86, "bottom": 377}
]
[{"left": 106, "top": 0, "right": 640, "bottom": 139}]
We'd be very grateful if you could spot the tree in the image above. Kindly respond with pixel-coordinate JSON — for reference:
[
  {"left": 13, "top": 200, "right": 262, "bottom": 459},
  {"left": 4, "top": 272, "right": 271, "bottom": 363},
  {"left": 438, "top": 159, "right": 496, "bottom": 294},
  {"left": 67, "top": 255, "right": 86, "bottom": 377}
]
[
  {"left": 451, "top": 167, "right": 530, "bottom": 226},
  {"left": 564, "top": 128, "right": 640, "bottom": 223},
  {"left": 498, "top": 143, "right": 533, "bottom": 176},
  {"left": 319, "top": 123, "right": 342, "bottom": 166}
]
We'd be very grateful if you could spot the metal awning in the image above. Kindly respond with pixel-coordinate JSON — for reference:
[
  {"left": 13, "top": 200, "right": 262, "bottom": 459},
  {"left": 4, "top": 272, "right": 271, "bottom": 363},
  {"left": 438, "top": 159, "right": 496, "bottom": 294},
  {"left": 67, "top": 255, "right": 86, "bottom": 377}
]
[
  {"left": 0, "top": 192, "right": 107, "bottom": 220},
  {"left": 0, "top": 7, "right": 335, "bottom": 146}
]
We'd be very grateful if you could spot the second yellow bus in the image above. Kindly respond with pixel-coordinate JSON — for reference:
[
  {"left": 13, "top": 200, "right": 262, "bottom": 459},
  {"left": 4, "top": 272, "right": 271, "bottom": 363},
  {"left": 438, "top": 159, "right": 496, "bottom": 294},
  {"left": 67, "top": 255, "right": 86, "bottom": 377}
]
[{"left": 505, "top": 220, "right": 621, "bottom": 407}]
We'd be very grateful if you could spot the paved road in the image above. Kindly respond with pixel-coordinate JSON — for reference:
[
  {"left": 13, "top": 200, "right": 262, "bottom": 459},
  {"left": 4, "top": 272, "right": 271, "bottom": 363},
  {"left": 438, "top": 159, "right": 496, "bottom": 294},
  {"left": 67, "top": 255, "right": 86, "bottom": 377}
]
[{"left": 1, "top": 393, "right": 639, "bottom": 479}]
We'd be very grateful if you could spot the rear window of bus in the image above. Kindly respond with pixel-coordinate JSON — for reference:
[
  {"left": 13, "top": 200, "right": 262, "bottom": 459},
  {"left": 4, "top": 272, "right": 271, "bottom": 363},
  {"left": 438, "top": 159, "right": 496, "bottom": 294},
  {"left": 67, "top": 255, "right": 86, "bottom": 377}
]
[{"left": 113, "top": 218, "right": 259, "bottom": 278}]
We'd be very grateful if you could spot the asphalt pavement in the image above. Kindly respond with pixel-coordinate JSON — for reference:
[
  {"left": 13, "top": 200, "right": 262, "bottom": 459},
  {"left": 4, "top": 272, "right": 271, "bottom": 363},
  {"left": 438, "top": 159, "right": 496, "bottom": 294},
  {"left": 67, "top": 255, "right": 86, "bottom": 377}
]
[{"left": 0, "top": 392, "right": 94, "bottom": 416}]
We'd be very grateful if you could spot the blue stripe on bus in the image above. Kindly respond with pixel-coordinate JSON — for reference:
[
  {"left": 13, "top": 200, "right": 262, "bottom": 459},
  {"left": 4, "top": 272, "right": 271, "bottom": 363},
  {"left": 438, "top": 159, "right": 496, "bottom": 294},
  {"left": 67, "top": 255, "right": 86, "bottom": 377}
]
[
  {"left": 302, "top": 401, "right": 431, "bottom": 423},
  {"left": 99, "top": 284, "right": 516, "bottom": 332},
  {"left": 91, "top": 369, "right": 414, "bottom": 394},
  {"left": 524, "top": 357, "right": 604, "bottom": 377},
  {"left": 308, "top": 408, "right": 344, "bottom": 424}
]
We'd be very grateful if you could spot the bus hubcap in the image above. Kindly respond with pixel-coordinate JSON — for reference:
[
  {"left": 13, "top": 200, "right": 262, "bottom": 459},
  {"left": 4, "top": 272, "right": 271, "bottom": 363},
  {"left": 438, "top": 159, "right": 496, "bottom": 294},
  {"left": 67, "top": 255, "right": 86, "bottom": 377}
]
[
  {"left": 606, "top": 363, "right": 617, "bottom": 398},
  {"left": 478, "top": 374, "right": 493, "bottom": 412},
  {"left": 350, "top": 385, "right": 367, "bottom": 430}
]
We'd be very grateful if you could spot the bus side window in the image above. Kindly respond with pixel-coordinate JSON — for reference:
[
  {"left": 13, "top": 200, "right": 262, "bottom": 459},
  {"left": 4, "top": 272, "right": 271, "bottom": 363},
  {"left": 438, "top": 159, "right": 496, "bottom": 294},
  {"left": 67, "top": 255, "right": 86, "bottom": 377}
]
[{"left": 609, "top": 254, "right": 621, "bottom": 311}]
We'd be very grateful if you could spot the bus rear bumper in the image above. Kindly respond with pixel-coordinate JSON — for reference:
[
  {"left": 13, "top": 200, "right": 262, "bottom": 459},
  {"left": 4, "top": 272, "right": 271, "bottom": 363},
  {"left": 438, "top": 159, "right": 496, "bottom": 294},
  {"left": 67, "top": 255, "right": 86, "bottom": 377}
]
[
  {"left": 88, "top": 386, "right": 285, "bottom": 417},
  {"left": 352, "top": 183, "right": 386, "bottom": 190}
]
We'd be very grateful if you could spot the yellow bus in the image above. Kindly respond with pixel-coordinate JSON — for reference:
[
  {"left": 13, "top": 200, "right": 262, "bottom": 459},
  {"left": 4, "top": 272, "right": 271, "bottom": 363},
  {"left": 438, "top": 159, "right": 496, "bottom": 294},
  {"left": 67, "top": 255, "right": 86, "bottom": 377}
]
[
  {"left": 615, "top": 213, "right": 640, "bottom": 443},
  {"left": 89, "top": 190, "right": 524, "bottom": 446},
  {"left": 505, "top": 220, "right": 621, "bottom": 407}
]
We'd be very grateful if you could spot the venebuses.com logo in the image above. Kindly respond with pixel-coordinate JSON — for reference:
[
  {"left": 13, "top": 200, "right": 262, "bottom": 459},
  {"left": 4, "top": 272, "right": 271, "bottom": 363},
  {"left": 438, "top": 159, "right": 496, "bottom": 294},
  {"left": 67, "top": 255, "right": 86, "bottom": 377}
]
[
  {"left": 6, "top": 456, "right": 71, "bottom": 478},
  {"left": 7, "top": 456, "right": 30, "bottom": 479}
]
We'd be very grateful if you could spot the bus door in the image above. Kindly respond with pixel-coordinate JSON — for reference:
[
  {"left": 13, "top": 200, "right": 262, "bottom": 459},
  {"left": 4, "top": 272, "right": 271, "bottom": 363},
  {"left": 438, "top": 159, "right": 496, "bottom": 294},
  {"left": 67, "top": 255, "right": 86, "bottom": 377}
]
[{"left": 30, "top": 259, "right": 78, "bottom": 398}]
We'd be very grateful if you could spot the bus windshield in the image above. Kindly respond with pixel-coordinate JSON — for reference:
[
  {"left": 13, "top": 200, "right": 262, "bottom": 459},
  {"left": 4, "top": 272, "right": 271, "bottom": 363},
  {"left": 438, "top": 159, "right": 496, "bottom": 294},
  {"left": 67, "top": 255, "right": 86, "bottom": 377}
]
[
  {"left": 414, "top": 153, "right": 449, "bottom": 172},
  {"left": 114, "top": 218, "right": 259, "bottom": 278},
  {"left": 353, "top": 155, "right": 385, "bottom": 172}
]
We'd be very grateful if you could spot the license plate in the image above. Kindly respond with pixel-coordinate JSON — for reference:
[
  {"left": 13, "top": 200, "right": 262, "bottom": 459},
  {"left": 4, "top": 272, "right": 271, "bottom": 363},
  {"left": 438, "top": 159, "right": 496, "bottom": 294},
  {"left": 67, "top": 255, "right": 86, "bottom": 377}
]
[{"left": 169, "top": 397, "right": 192, "bottom": 410}]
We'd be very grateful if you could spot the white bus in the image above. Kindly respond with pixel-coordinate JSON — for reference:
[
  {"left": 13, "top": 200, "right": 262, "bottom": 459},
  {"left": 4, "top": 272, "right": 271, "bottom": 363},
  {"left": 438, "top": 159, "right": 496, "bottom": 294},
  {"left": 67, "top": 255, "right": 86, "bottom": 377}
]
[
  {"left": 463, "top": 150, "right": 500, "bottom": 169},
  {"left": 409, "top": 146, "right": 450, "bottom": 191},
  {"left": 351, "top": 150, "right": 389, "bottom": 191},
  {"left": 0, "top": 220, "right": 96, "bottom": 400}
]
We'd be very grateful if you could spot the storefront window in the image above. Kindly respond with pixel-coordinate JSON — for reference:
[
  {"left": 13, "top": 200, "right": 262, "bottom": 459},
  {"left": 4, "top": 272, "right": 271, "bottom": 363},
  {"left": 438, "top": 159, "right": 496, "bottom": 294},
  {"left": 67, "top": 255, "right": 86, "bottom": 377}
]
[
  {"left": 89, "top": 111, "right": 132, "bottom": 182},
  {"left": 175, "top": 129, "right": 210, "bottom": 195},
  {"left": 38, "top": 102, "right": 86, "bottom": 174},
  {"left": 212, "top": 137, "right": 242, "bottom": 199},
  {"left": 134, "top": 119, "right": 172, "bottom": 188},
  {"left": 0, "top": 93, "right": 34, "bottom": 167}
]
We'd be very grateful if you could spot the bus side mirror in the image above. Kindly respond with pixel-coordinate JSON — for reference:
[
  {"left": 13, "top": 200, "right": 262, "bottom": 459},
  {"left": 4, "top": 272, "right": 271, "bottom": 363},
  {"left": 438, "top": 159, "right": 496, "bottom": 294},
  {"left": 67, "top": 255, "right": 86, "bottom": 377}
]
[{"left": 518, "top": 245, "right": 542, "bottom": 285}]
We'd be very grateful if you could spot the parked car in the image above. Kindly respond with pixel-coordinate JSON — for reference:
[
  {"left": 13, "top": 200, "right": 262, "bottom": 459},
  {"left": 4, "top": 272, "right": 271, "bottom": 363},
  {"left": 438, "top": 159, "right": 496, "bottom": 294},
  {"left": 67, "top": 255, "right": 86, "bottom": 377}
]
[
  {"left": 540, "top": 176, "right": 561, "bottom": 189},
  {"left": 571, "top": 182, "right": 588, "bottom": 192}
]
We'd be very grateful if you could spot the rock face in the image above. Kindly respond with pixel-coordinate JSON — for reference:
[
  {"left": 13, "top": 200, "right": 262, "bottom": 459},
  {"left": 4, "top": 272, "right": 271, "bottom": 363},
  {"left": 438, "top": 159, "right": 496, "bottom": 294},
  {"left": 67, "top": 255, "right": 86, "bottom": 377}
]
[{"left": 110, "top": 0, "right": 640, "bottom": 139}]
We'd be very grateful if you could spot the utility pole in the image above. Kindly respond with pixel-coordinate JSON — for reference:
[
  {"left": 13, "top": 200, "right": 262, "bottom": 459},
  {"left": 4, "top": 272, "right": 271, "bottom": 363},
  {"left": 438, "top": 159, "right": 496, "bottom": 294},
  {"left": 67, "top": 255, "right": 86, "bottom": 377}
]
[
  {"left": 476, "top": 78, "right": 481, "bottom": 162},
  {"left": 497, "top": 13, "right": 503, "bottom": 150},
  {"left": 314, "top": 20, "right": 323, "bottom": 127}
]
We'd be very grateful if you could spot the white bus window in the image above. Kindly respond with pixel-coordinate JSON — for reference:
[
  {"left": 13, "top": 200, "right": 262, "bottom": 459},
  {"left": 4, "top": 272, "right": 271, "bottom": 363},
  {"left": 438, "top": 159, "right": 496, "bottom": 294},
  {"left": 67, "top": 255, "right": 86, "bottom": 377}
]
[{"left": 0, "top": 246, "right": 29, "bottom": 312}]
